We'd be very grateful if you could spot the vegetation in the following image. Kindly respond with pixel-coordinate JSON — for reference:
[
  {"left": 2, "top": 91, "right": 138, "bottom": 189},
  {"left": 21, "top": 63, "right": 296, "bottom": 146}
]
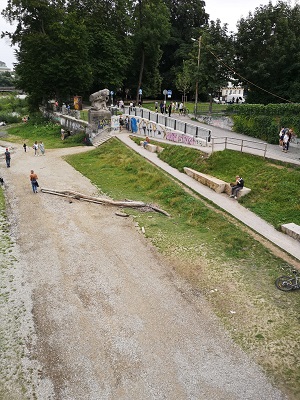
[
  {"left": 142, "top": 100, "right": 227, "bottom": 113},
  {"left": 226, "top": 103, "right": 300, "bottom": 142},
  {"left": 131, "top": 137, "right": 300, "bottom": 229},
  {"left": 235, "top": 1, "right": 300, "bottom": 104},
  {"left": 0, "top": 70, "right": 15, "bottom": 87},
  {"left": 65, "top": 138, "right": 300, "bottom": 399},
  {"left": 3, "top": 1, "right": 300, "bottom": 107},
  {"left": 0, "top": 94, "right": 27, "bottom": 124},
  {"left": 4, "top": 115, "right": 87, "bottom": 148}
]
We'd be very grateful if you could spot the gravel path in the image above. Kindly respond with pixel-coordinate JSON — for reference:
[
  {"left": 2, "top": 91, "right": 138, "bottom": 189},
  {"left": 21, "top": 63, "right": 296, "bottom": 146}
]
[{"left": 0, "top": 142, "right": 286, "bottom": 399}]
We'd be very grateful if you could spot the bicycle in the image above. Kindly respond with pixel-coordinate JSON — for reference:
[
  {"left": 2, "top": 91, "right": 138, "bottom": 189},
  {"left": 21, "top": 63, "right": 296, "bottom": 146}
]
[
  {"left": 275, "top": 269, "right": 300, "bottom": 291},
  {"left": 183, "top": 107, "right": 189, "bottom": 115}
]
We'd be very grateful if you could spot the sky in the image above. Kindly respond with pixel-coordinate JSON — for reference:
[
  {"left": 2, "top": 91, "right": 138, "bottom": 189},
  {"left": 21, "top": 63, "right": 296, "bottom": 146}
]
[{"left": 0, "top": 0, "right": 294, "bottom": 70}]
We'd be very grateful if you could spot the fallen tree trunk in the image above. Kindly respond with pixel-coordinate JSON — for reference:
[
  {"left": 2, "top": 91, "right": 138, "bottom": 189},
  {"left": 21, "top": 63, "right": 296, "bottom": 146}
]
[{"left": 41, "top": 188, "right": 171, "bottom": 217}]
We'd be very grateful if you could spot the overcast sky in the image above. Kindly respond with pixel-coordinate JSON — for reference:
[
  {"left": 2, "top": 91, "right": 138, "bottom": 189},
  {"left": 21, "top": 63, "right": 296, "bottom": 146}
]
[{"left": 0, "top": 0, "right": 294, "bottom": 69}]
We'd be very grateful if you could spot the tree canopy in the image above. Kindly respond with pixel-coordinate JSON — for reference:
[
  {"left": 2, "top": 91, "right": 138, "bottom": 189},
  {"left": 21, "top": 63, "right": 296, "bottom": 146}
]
[
  {"left": 1, "top": 0, "right": 300, "bottom": 107},
  {"left": 235, "top": 1, "right": 300, "bottom": 103}
]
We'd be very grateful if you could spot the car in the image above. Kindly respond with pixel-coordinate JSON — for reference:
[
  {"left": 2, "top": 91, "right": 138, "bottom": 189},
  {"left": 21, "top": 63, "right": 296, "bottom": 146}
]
[{"left": 213, "top": 97, "right": 226, "bottom": 104}]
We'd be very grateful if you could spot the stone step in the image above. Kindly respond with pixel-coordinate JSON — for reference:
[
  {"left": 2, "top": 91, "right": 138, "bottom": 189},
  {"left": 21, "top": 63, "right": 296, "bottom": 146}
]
[{"left": 92, "top": 133, "right": 112, "bottom": 147}]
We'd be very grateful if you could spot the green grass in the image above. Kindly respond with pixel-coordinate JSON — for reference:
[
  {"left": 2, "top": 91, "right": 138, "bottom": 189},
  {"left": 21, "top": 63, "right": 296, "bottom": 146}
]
[
  {"left": 4, "top": 116, "right": 87, "bottom": 149},
  {"left": 132, "top": 137, "right": 300, "bottom": 229},
  {"left": 66, "top": 138, "right": 300, "bottom": 399},
  {"left": 142, "top": 100, "right": 227, "bottom": 114}
]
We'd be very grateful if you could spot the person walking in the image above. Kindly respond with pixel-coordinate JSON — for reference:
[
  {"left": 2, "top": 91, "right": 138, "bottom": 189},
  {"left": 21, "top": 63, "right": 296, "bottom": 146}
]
[
  {"left": 282, "top": 130, "right": 289, "bottom": 152},
  {"left": 4, "top": 148, "right": 11, "bottom": 167},
  {"left": 179, "top": 102, "right": 183, "bottom": 114},
  {"left": 23, "top": 143, "right": 27, "bottom": 152},
  {"left": 29, "top": 170, "right": 39, "bottom": 193},
  {"left": 39, "top": 141, "right": 45, "bottom": 156},
  {"left": 33, "top": 141, "right": 38, "bottom": 156}
]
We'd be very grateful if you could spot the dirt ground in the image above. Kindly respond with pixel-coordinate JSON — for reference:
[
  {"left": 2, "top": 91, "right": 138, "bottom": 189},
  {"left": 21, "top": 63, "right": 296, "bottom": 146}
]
[{"left": 0, "top": 141, "right": 287, "bottom": 399}]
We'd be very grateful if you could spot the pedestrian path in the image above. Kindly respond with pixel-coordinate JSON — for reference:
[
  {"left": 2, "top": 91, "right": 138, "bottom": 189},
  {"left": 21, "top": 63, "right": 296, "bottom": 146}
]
[
  {"left": 116, "top": 132, "right": 300, "bottom": 262},
  {"left": 174, "top": 113, "right": 300, "bottom": 165}
]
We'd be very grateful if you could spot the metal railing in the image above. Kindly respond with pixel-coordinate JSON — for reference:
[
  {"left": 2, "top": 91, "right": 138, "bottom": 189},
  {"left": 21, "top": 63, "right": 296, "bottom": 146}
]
[
  {"left": 124, "top": 106, "right": 211, "bottom": 143},
  {"left": 211, "top": 136, "right": 268, "bottom": 157}
]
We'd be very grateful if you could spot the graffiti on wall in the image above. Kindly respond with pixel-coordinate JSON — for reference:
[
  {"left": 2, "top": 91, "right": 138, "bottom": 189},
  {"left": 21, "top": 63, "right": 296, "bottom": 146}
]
[
  {"left": 165, "top": 132, "right": 195, "bottom": 145},
  {"left": 129, "top": 116, "right": 198, "bottom": 146}
]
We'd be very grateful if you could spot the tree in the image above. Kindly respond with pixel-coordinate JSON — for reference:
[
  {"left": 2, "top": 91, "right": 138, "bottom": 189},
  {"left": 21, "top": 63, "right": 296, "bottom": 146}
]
[
  {"left": 2, "top": 0, "right": 92, "bottom": 109},
  {"left": 160, "top": 0, "right": 208, "bottom": 94},
  {"left": 0, "top": 71, "right": 15, "bottom": 87},
  {"left": 67, "top": 0, "right": 133, "bottom": 95},
  {"left": 175, "top": 61, "right": 192, "bottom": 103},
  {"left": 187, "top": 20, "right": 234, "bottom": 110},
  {"left": 128, "top": 0, "right": 171, "bottom": 102},
  {"left": 235, "top": 1, "right": 300, "bottom": 103}
]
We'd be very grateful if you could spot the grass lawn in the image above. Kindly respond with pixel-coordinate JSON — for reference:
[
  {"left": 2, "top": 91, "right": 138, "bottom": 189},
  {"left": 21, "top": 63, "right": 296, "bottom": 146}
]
[
  {"left": 66, "top": 137, "right": 300, "bottom": 400},
  {"left": 3, "top": 119, "right": 87, "bottom": 149},
  {"left": 142, "top": 100, "right": 227, "bottom": 114},
  {"left": 131, "top": 136, "right": 300, "bottom": 229}
]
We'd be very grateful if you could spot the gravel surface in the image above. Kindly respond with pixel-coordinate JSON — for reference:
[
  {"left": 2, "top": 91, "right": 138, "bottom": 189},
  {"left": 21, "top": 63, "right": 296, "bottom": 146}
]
[{"left": 0, "top": 142, "right": 287, "bottom": 399}]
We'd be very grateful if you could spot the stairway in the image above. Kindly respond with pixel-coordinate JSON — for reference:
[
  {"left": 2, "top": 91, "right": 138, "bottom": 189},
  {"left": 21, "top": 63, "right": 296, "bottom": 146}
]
[{"left": 91, "top": 128, "right": 113, "bottom": 147}]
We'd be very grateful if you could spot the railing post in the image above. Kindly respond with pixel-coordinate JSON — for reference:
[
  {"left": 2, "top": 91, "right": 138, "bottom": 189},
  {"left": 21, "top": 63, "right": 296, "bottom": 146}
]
[
  {"left": 264, "top": 144, "right": 267, "bottom": 158},
  {"left": 196, "top": 126, "right": 198, "bottom": 138},
  {"left": 174, "top": 119, "right": 176, "bottom": 131},
  {"left": 149, "top": 111, "right": 151, "bottom": 120},
  {"left": 165, "top": 116, "right": 167, "bottom": 127},
  {"left": 225, "top": 137, "right": 227, "bottom": 149},
  {"left": 211, "top": 138, "right": 214, "bottom": 153},
  {"left": 241, "top": 140, "right": 244, "bottom": 153},
  {"left": 184, "top": 123, "right": 187, "bottom": 134},
  {"left": 156, "top": 113, "right": 158, "bottom": 123}
]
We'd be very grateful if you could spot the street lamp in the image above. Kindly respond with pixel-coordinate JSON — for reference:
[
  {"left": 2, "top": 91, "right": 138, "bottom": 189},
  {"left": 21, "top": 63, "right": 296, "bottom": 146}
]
[{"left": 192, "top": 36, "right": 202, "bottom": 118}]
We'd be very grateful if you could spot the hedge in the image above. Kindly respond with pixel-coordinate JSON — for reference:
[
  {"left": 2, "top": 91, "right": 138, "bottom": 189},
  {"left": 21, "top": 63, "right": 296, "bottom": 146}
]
[{"left": 227, "top": 103, "right": 300, "bottom": 144}]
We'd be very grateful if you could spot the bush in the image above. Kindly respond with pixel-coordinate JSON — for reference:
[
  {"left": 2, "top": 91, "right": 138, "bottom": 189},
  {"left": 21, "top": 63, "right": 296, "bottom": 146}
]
[{"left": 227, "top": 103, "right": 300, "bottom": 143}]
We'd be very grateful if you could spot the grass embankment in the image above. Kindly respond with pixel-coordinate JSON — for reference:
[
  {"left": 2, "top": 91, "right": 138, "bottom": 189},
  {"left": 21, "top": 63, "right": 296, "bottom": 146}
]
[
  {"left": 3, "top": 116, "right": 86, "bottom": 149},
  {"left": 131, "top": 136, "right": 300, "bottom": 229},
  {"left": 66, "top": 138, "right": 300, "bottom": 400}
]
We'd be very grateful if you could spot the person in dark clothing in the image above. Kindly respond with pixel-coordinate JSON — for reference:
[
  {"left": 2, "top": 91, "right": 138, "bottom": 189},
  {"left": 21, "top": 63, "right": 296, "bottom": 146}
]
[
  {"left": 4, "top": 148, "right": 11, "bottom": 167},
  {"left": 230, "top": 175, "right": 244, "bottom": 199},
  {"left": 168, "top": 103, "right": 172, "bottom": 117}
]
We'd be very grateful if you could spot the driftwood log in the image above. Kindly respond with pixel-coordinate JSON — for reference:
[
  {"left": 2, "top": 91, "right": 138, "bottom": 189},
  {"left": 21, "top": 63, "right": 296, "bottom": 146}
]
[{"left": 41, "top": 188, "right": 171, "bottom": 217}]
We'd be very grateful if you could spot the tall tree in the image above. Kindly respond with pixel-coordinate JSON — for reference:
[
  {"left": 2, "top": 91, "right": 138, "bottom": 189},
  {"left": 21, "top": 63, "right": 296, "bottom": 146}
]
[
  {"left": 235, "top": 1, "right": 300, "bottom": 103},
  {"left": 129, "top": 0, "right": 171, "bottom": 102},
  {"left": 184, "top": 20, "right": 234, "bottom": 109},
  {"left": 67, "top": 0, "right": 133, "bottom": 94},
  {"left": 160, "top": 0, "right": 208, "bottom": 94},
  {"left": 2, "top": 0, "right": 92, "bottom": 109}
]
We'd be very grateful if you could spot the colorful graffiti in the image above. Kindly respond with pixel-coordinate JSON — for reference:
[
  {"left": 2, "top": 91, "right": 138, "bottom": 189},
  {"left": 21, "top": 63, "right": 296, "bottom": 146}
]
[{"left": 165, "top": 132, "right": 195, "bottom": 145}]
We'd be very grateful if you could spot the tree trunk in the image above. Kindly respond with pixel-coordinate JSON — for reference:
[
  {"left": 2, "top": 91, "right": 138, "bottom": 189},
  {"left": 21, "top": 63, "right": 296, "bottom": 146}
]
[{"left": 136, "top": 48, "right": 145, "bottom": 105}]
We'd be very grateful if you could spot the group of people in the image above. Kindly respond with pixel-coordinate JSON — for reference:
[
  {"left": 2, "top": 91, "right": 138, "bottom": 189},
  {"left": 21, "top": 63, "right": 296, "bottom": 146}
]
[
  {"left": 119, "top": 116, "right": 129, "bottom": 131},
  {"left": 3, "top": 146, "right": 40, "bottom": 193},
  {"left": 29, "top": 141, "right": 45, "bottom": 156},
  {"left": 279, "top": 127, "right": 294, "bottom": 153},
  {"left": 156, "top": 101, "right": 184, "bottom": 116}
]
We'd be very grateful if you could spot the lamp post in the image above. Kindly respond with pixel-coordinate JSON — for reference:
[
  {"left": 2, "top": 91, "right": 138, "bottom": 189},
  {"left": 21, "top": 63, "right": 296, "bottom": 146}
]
[{"left": 192, "top": 36, "right": 202, "bottom": 118}]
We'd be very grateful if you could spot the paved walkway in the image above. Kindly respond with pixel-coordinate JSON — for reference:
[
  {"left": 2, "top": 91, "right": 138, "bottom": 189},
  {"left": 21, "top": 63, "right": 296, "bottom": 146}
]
[
  {"left": 170, "top": 113, "right": 300, "bottom": 165},
  {"left": 116, "top": 131, "right": 300, "bottom": 262}
]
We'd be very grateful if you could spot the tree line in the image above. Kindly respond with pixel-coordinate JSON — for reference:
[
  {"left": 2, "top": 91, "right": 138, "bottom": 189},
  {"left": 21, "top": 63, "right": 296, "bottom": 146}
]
[{"left": 1, "top": 0, "right": 300, "bottom": 110}]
